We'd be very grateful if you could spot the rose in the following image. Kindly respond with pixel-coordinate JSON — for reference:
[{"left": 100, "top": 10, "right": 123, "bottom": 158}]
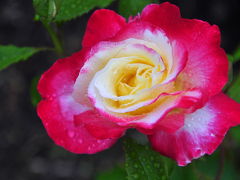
[{"left": 37, "top": 2, "right": 240, "bottom": 166}]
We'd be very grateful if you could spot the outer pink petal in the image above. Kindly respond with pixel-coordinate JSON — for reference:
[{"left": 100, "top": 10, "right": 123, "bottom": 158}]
[
  {"left": 74, "top": 110, "right": 127, "bottom": 139},
  {"left": 38, "top": 49, "right": 89, "bottom": 99},
  {"left": 154, "top": 112, "right": 185, "bottom": 133},
  {"left": 141, "top": 2, "right": 181, "bottom": 32},
  {"left": 141, "top": 2, "right": 228, "bottom": 99},
  {"left": 82, "top": 9, "right": 126, "bottom": 48},
  {"left": 37, "top": 96, "right": 118, "bottom": 154},
  {"left": 149, "top": 93, "right": 240, "bottom": 166}
]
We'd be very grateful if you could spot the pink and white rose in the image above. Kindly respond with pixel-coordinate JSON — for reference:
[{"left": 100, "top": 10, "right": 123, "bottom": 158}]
[{"left": 37, "top": 2, "right": 240, "bottom": 166}]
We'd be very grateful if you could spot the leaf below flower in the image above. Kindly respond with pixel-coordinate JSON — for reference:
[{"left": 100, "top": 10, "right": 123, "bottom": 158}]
[{"left": 123, "top": 138, "right": 173, "bottom": 180}]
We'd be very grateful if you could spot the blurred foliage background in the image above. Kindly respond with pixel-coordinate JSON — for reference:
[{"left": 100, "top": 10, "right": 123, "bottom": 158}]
[{"left": 0, "top": 0, "right": 240, "bottom": 179}]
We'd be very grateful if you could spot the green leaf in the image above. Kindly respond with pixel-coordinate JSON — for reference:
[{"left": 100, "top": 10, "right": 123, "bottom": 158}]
[
  {"left": 0, "top": 45, "right": 42, "bottom": 71},
  {"left": 124, "top": 138, "right": 173, "bottom": 180},
  {"left": 96, "top": 165, "right": 127, "bottom": 180},
  {"left": 233, "top": 46, "right": 240, "bottom": 63},
  {"left": 228, "top": 46, "right": 240, "bottom": 63},
  {"left": 227, "top": 54, "right": 234, "bottom": 63},
  {"left": 33, "top": 0, "right": 62, "bottom": 22},
  {"left": 118, "top": 0, "right": 156, "bottom": 18},
  {"left": 170, "top": 149, "right": 239, "bottom": 180},
  {"left": 170, "top": 165, "right": 199, "bottom": 180},
  {"left": 191, "top": 149, "right": 240, "bottom": 180},
  {"left": 30, "top": 76, "right": 41, "bottom": 107},
  {"left": 230, "top": 125, "right": 240, "bottom": 144},
  {"left": 54, "top": 0, "right": 115, "bottom": 22},
  {"left": 227, "top": 75, "right": 240, "bottom": 102},
  {"left": 223, "top": 61, "right": 233, "bottom": 91}
]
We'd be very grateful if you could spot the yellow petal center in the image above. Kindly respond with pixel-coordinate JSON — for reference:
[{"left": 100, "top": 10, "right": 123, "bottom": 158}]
[{"left": 116, "top": 62, "right": 153, "bottom": 96}]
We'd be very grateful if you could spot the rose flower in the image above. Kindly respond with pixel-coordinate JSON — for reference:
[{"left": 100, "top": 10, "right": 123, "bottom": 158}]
[{"left": 37, "top": 2, "right": 240, "bottom": 166}]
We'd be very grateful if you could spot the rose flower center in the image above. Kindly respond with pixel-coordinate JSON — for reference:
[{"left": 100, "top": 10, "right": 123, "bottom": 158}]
[
  {"left": 91, "top": 45, "right": 169, "bottom": 113},
  {"left": 116, "top": 61, "right": 153, "bottom": 96},
  {"left": 76, "top": 36, "right": 179, "bottom": 116}
]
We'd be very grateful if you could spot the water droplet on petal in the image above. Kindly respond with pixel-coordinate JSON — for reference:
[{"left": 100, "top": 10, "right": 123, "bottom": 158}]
[
  {"left": 210, "top": 133, "right": 215, "bottom": 137},
  {"left": 68, "top": 131, "right": 75, "bottom": 138}
]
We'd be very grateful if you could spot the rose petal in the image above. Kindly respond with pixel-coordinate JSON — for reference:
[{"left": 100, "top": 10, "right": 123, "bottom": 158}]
[
  {"left": 73, "top": 36, "right": 177, "bottom": 107},
  {"left": 38, "top": 49, "right": 88, "bottom": 99},
  {"left": 93, "top": 43, "right": 165, "bottom": 100},
  {"left": 141, "top": 3, "right": 181, "bottom": 36},
  {"left": 119, "top": 89, "right": 203, "bottom": 128},
  {"left": 82, "top": 9, "right": 126, "bottom": 47},
  {"left": 114, "top": 22, "right": 174, "bottom": 71},
  {"left": 141, "top": 2, "right": 228, "bottom": 99},
  {"left": 148, "top": 93, "right": 240, "bottom": 166},
  {"left": 37, "top": 95, "right": 118, "bottom": 154},
  {"left": 165, "top": 40, "right": 187, "bottom": 84},
  {"left": 85, "top": 26, "right": 187, "bottom": 115},
  {"left": 74, "top": 110, "right": 127, "bottom": 139},
  {"left": 73, "top": 41, "right": 129, "bottom": 106},
  {"left": 154, "top": 112, "right": 185, "bottom": 133}
]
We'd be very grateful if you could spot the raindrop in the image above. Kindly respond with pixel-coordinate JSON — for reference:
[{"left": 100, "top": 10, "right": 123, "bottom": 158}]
[
  {"left": 78, "top": 139, "right": 83, "bottom": 144},
  {"left": 210, "top": 133, "right": 215, "bottom": 137},
  {"left": 133, "top": 174, "right": 139, "bottom": 179},
  {"left": 71, "top": 4, "right": 76, "bottom": 8},
  {"left": 154, "top": 163, "right": 160, "bottom": 168},
  {"left": 68, "top": 131, "right": 74, "bottom": 138}
]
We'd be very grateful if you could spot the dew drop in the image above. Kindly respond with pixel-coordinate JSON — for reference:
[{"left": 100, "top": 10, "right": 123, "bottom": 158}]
[
  {"left": 133, "top": 174, "right": 139, "bottom": 179},
  {"left": 154, "top": 163, "right": 160, "bottom": 168},
  {"left": 68, "top": 131, "right": 75, "bottom": 138},
  {"left": 78, "top": 139, "right": 83, "bottom": 144},
  {"left": 71, "top": 4, "right": 76, "bottom": 8}
]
